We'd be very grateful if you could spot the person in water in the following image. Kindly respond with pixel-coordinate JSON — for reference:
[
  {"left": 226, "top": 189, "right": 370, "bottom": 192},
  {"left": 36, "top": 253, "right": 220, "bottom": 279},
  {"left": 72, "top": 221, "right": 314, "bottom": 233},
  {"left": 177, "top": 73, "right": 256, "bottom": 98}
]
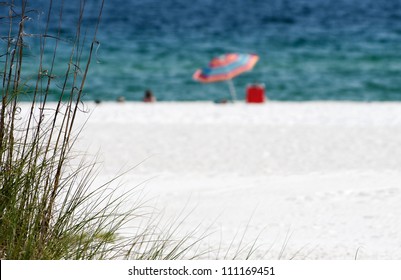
[{"left": 143, "top": 89, "right": 156, "bottom": 102}]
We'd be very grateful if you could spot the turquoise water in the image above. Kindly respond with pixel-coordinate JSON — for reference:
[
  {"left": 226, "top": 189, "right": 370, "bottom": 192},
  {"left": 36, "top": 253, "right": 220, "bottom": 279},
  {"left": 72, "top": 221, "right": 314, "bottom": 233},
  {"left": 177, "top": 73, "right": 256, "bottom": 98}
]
[{"left": 2, "top": 0, "right": 401, "bottom": 101}]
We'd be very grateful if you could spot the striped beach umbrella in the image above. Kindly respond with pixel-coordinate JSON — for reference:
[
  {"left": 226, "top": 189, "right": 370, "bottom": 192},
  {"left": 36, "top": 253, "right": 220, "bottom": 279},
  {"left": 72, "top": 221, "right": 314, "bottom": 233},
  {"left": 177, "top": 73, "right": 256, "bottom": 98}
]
[{"left": 193, "top": 53, "right": 259, "bottom": 101}]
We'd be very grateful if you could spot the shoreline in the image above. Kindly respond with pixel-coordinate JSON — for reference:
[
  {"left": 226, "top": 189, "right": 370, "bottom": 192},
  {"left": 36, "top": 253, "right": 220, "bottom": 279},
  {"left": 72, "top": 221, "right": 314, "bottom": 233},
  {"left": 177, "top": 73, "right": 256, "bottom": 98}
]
[{"left": 18, "top": 101, "right": 401, "bottom": 259}]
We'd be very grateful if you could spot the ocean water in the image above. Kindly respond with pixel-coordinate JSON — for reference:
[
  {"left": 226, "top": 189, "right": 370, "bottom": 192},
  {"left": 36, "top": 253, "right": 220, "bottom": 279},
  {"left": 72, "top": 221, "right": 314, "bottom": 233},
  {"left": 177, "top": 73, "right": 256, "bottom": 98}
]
[{"left": 2, "top": 0, "right": 401, "bottom": 101}]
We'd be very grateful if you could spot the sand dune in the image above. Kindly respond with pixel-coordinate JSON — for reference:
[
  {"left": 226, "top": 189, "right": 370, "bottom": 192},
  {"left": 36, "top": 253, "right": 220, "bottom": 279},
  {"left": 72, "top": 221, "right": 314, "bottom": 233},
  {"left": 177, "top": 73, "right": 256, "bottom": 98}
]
[{"left": 70, "top": 101, "right": 401, "bottom": 259}]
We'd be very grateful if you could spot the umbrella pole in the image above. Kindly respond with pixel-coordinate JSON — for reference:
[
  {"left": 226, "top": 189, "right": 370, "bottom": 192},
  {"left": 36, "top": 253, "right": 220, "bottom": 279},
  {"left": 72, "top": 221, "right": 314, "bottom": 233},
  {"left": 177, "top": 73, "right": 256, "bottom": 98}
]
[{"left": 227, "top": 79, "right": 237, "bottom": 102}]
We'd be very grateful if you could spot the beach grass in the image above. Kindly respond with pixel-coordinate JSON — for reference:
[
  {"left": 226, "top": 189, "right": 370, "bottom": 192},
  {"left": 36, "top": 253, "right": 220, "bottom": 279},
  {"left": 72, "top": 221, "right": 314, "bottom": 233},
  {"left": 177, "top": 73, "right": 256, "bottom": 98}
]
[
  {"left": 0, "top": 0, "right": 116, "bottom": 259},
  {"left": 0, "top": 0, "right": 269, "bottom": 260},
  {"left": 0, "top": 0, "right": 210, "bottom": 260}
]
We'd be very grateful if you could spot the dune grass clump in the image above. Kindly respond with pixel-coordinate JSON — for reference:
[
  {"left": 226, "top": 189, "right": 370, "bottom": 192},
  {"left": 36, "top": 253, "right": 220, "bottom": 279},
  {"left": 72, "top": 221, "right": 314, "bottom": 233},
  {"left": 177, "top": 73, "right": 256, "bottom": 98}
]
[
  {"left": 0, "top": 0, "right": 207, "bottom": 260},
  {"left": 0, "top": 0, "right": 268, "bottom": 260},
  {"left": 0, "top": 0, "right": 119, "bottom": 259}
]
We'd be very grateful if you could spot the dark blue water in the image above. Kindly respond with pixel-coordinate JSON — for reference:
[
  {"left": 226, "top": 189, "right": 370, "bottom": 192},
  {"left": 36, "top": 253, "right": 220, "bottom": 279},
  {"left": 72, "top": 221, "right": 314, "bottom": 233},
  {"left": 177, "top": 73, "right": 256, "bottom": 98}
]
[{"left": 2, "top": 0, "right": 401, "bottom": 101}]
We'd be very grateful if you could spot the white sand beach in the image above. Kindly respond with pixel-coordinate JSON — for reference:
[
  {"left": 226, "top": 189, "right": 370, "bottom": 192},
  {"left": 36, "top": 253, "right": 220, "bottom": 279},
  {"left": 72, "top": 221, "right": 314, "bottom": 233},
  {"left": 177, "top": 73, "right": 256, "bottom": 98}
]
[{"left": 69, "top": 101, "right": 401, "bottom": 259}]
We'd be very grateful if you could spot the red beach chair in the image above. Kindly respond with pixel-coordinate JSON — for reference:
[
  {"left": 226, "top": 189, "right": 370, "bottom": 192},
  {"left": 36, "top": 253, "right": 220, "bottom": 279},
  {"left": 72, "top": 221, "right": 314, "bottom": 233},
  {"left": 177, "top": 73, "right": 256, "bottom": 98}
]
[{"left": 246, "top": 84, "right": 266, "bottom": 103}]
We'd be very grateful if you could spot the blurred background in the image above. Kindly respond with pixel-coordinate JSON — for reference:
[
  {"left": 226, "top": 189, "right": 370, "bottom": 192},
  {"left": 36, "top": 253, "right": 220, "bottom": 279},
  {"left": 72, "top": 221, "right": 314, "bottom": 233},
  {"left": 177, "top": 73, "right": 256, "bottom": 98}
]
[{"left": 2, "top": 0, "right": 401, "bottom": 101}]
